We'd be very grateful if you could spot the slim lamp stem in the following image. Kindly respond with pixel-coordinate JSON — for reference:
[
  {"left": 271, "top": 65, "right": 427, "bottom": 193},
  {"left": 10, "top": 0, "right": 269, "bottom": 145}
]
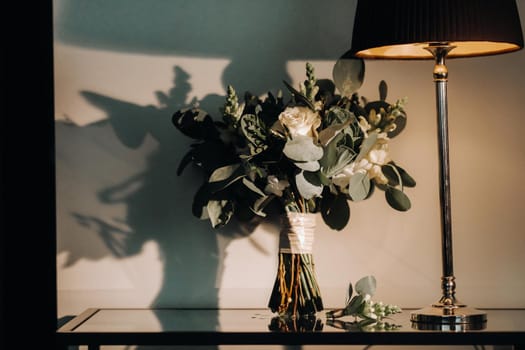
[
  {"left": 432, "top": 46, "right": 454, "bottom": 278},
  {"left": 410, "top": 44, "right": 487, "bottom": 329},
  {"left": 426, "top": 44, "right": 462, "bottom": 307}
]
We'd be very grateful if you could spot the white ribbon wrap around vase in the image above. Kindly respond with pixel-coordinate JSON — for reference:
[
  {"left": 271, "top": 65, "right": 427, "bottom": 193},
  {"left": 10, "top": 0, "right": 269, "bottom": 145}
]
[
  {"left": 279, "top": 212, "right": 316, "bottom": 254},
  {"left": 268, "top": 212, "right": 324, "bottom": 318}
]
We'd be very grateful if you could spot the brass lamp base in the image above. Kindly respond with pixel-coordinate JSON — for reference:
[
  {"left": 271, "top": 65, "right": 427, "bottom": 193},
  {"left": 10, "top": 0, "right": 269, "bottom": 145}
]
[{"left": 411, "top": 305, "right": 487, "bottom": 331}]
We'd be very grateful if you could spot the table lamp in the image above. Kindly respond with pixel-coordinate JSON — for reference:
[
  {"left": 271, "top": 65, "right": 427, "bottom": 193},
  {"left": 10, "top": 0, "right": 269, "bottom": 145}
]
[{"left": 346, "top": 0, "right": 523, "bottom": 329}]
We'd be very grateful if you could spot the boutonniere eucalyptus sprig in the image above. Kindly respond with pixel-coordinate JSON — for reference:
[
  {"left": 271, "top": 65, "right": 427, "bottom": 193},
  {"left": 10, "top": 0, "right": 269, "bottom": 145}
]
[{"left": 326, "top": 275, "right": 402, "bottom": 330}]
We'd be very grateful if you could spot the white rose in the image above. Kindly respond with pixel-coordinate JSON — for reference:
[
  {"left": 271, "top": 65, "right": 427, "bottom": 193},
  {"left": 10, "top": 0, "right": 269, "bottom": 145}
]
[{"left": 277, "top": 106, "right": 321, "bottom": 139}]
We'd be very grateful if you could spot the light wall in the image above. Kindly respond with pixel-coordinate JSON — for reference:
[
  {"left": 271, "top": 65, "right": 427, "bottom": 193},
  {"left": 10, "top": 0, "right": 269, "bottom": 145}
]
[{"left": 54, "top": 0, "right": 525, "bottom": 337}]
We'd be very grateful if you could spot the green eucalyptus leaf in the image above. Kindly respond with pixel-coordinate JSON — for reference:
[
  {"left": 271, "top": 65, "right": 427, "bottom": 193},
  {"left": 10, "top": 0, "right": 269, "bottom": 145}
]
[
  {"left": 318, "top": 121, "right": 350, "bottom": 146},
  {"left": 381, "top": 163, "right": 401, "bottom": 187},
  {"left": 345, "top": 295, "right": 364, "bottom": 316},
  {"left": 348, "top": 172, "right": 370, "bottom": 201},
  {"left": 317, "top": 171, "right": 331, "bottom": 186},
  {"left": 385, "top": 187, "right": 412, "bottom": 211},
  {"left": 208, "top": 164, "right": 245, "bottom": 193},
  {"left": 282, "top": 80, "right": 315, "bottom": 110},
  {"left": 242, "top": 178, "right": 265, "bottom": 197},
  {"left": 303, "top": 171, "right": 322, "bottom": 186},
  {"left": 342, "top": 122, "right": 363, "bottom": 148},
  {"left": 324, "top": 106, "right": 355, "bottom": 127},
  {"left": 355, "top": 275, "right": 377, "bottom": 297},
  {"left": 207, "top": 199, "right": 234, "bottom": 228},
  {"left": 295, "top": 171, "right": 323, "bottom": 200},
  {"left": 320, "top": 134, "right": 356, "bottom": 178},
  {"left": 209, "top": 164, "right": 241, "bottom": 183},
  {"left": 320, "top": 190, "right": 350, "bottom": 231},
  {"left": 283, "top": 135, "right": 323, "bottom": 162},
  {"left": 396, "top": 164, "right": 417, "bottom": 187},
  {"left": 319, "top": 136, "right": 338, "bottom": 169},
  {"left": 332, "top": 57, "right": 365, "bottom": 97},
  {"left": 375, "top": 182, "right": 389, "bottom": 192}
]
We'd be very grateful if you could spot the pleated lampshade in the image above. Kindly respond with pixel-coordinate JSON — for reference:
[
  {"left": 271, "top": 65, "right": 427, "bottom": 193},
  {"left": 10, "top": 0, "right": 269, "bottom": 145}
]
[{"left": 347, "top": 0, "right": 524, "bottom": 59}]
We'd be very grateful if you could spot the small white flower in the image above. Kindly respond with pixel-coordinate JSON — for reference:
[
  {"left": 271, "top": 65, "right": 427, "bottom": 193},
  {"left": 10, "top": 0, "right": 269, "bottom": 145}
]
[{"left": 264, "top": 176, "right": 290, "bottom": 197}]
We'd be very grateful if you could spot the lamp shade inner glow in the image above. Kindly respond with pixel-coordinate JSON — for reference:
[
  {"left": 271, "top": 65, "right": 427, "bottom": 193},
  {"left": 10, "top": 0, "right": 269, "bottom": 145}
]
[{"left": 348, "top": 0, "right": 524, "bottom": 59}]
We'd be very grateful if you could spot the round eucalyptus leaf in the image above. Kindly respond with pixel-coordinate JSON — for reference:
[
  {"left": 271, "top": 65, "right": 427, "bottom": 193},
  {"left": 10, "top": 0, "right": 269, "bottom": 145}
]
[
  {"left": 355, "top": 275, "right": 377, "bottom": 297},
  {"left": 396, "top": 165, "right": 417, "bottom": 187},
  {"left": 348, "top": 171, "right": 370, "bottom": 201},
  {"left": 283, "top": 135, "right": 323, "bottom": 162},
  {"left": 295, "top": 171, "right": 323, "bottom": 200},
  {"left": 385, "top": 187, "right": 411, "bottom": 211},
  {"left": 332, "top": 57, "right": 365, "bottom": 97},
  {"left": 381, "top": 164, "right": 401, "bottom": 187},
  {"left": 320, "top": 190, "right": 350, "bottom": 231}
]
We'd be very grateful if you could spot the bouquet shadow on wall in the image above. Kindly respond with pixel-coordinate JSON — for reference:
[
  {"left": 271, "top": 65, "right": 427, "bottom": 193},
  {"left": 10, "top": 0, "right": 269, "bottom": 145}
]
[
  {"left": 64, "top": 67, "right": 277, "bottom": 338},
  {"left": 55, "top": 1, "right": 356, "bottom": 344}
]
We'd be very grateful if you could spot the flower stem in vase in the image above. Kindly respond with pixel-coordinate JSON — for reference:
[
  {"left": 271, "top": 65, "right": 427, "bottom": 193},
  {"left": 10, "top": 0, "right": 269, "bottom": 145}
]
[{"left": 268, "top": 212, "right": 324, "bottom": 318}]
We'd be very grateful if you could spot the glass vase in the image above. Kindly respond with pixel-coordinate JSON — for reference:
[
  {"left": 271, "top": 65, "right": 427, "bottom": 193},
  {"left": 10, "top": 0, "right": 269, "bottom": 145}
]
[{"left": 267, "top": 212, "right": 324, "bottom": 319}]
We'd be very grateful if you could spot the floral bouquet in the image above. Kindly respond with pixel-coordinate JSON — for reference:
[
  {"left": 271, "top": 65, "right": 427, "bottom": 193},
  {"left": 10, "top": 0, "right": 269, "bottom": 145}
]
[{"left": 173, "top": 60, "right": 415, "bottom": 318}]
